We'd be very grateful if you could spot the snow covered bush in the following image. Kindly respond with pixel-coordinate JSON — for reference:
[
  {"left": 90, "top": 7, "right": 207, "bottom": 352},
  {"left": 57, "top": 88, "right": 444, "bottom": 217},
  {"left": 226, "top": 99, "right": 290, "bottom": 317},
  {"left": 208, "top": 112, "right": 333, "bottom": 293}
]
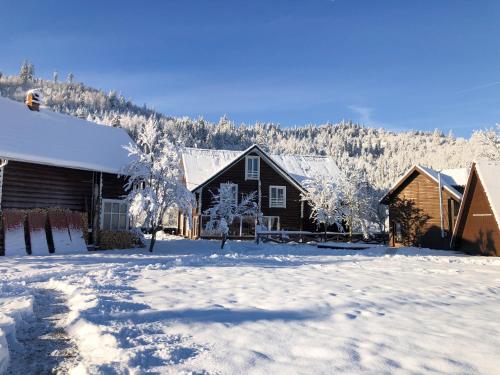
[
  {"left": 204, "top": 185, "right": 258, "bottom": 249},
  {"left": 301, "top": 177, "right": 344, "bottom": 241},
  {"left": 123, "top": 118, "right": 195, "bottom": 252}
]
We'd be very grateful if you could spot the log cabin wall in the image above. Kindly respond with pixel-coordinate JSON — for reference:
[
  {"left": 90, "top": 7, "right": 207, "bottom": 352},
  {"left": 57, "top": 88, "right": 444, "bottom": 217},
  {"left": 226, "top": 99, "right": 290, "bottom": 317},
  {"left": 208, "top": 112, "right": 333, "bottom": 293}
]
[
  {"left": 454, "top": 170, "right": 500, "bottom": 256},
  {"left": 197, "top": 152, "right": 312, "bottom": 236},
  {"left": 387, "top": 170, "right": 460, "bottom": 249},
  {"left": 1, "top": 161, "right": 94, "bottom": 211}
]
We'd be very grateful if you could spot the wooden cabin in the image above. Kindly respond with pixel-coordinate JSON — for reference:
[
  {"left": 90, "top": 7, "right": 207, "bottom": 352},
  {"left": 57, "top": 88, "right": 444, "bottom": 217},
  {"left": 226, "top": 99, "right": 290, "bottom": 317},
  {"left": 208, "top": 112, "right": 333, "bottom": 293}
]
[
  {"left": 178, "top": 145, "right": 340, "bottom": 239},
  {"left": 0, "top": 96, "right": 134, "bottom": 254},
  {"left": 451, "top": 161, "right": 500, "bottom": 256},
  {"left": 380, "top": 165, "right": 468, "bottom": 249}
]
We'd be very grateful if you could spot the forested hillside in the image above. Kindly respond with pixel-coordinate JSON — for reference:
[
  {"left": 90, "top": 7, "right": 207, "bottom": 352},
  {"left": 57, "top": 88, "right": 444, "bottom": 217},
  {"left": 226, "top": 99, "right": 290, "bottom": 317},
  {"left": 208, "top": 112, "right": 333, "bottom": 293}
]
[{"left": 0, "top": 62, "right": 495, "bottom": 191}]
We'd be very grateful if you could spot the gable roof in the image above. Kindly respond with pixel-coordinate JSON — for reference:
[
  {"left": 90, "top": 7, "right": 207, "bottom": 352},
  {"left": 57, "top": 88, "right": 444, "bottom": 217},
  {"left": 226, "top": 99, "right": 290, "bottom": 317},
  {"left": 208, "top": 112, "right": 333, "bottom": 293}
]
[
  {"left": 0, "top": 96, "right": 134, "bottom": 174},
  {"left": 380, "top": 164, "right": 468, "bottom": 203},
  {"left": 450, "top": 161, "right": 500, "bottom": 247},
  {"left": 181, "top": 145, "right": 340, "bottom": 192},
  {"left": 475, "top": 160, "right": 500, "bottom": 228}
]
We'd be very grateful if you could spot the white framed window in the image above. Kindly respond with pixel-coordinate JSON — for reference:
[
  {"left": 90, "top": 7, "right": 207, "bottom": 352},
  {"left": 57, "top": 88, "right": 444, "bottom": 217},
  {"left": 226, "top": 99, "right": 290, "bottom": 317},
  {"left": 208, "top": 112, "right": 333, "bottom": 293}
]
[
  {"left": 262, "top": 216, "right": 280, "bottom": 231},
  {"left": 101, "top": 199, "right": 129, "bottom": 231},
  {"left": 220, "top": 183, "right": 238, "bottom": 204},
  {"left": 245, "top": 156, "right": 260, "bottom": 180},
  {"left": 269, "top": 186, "right": 286, "bottom": 208}
]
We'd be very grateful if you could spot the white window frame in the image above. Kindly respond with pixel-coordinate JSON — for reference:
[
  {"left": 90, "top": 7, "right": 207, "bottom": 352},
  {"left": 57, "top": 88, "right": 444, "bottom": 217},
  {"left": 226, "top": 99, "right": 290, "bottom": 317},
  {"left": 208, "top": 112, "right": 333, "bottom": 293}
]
[
  {"left": 262, "top": 216, "right": 280, "bottom": 231},
  {"left": 245, "top": 156, "right": 260, "bottom": 180},
  {"left": 269, "top": 185, "right": 286, "bottom": 208},
  {"left": 100, "top": 198, "right": 129, "bottom": 231},
  {"left": 220, "top": 183, "right": 238, "bottom": 204}
]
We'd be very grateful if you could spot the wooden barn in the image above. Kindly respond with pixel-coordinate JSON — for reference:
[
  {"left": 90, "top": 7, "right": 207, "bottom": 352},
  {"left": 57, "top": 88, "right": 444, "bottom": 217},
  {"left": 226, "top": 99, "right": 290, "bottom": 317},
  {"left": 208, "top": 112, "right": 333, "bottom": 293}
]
[
  {"left": 177, "top": 145, "right": 340, "bottom": 239},
  {"left": 380, "top": 165, "right": 468, "bottom": 249},
  {"left": 0, "top": 96, "right": 134, "bottom": 255},
  {"left": 451, "top": 160, "right": 500, "bottom": 256}
]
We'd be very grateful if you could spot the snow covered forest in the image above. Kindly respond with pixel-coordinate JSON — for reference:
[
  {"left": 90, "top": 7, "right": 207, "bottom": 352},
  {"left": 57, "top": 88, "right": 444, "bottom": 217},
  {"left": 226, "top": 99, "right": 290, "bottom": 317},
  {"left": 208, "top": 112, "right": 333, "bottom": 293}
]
[{"left": 0, "top": 62, "right": 496, "bottom": 191}]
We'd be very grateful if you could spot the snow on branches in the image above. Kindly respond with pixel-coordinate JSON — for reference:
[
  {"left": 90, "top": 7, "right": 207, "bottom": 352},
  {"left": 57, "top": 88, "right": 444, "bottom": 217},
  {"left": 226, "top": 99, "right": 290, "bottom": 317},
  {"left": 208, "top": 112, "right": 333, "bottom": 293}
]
[
  {"left": 302, "top": 177, "right": 344, "bottom": 237},
  {"left": 204, "top": 184, "right": 258, "bottom": 249},
  {"left": 473, "top": 125, "right": 500, "bottom": 161},
  {"left": 302, "top": 166, "right": 376, "bottom": 240},
  {"left": 122, "top": 117, "right": 195, "bottom": 252}
]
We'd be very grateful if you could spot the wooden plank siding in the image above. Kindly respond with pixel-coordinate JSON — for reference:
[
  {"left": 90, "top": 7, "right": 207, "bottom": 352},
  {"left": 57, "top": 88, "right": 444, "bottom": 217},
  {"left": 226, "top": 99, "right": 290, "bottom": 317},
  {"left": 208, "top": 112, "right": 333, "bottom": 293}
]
[
  {"left": 2, "top": 161, "right": 94, "bottom": 211},
  {"left": 193, "top": 152, "right": 314, "bottom": 238},
  {"left": 454, "top": 169, "right": 500, "bottom": 256},
  {"left": 387, "top": 170, "right": 460, "bottom": 249}
]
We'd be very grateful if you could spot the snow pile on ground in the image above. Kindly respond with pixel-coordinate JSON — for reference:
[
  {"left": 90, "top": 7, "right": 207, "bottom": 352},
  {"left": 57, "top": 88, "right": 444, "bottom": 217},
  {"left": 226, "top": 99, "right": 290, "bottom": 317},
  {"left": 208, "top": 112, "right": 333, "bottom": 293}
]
[
  {"left": 0, "top": 239, "right": 499, "bottom": 374},
  {"left": 0, "top": 294, "right": 34, "bottom": 373}
]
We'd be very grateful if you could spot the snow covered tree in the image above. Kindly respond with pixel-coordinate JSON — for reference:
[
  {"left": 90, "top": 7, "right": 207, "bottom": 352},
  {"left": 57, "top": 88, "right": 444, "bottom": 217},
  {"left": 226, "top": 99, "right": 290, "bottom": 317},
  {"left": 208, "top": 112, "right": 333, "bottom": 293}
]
[
  {"left": 67, "top": 72, "right": 74, "bottom": 84},
  {"left": 53, "top": 71, "right": 58, "bottom": 83},
  {"left": 338, "top": 168, "right": 372, "bottom": 239},
  {"left": 474, "top": 126, "right": 500, "bottom": 161},
  {"left": 205, "top": 185, "right": 258, "bottom": 249},
  {"left": 123, "top": 117, "right": 195, "bottom": 252},
  {"left": 19, "top": 60, "right": 33, "bottom": 84},
  {"left": 301, "top": 176, "right": 344, "bottom": 241}
]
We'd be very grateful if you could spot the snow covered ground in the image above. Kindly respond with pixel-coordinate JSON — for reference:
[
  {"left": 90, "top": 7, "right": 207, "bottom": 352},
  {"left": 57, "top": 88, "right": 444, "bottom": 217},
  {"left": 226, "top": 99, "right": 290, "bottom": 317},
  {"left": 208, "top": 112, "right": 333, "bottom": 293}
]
[{"left": 1, "top": 237, "right": 500, "bottom": 374}]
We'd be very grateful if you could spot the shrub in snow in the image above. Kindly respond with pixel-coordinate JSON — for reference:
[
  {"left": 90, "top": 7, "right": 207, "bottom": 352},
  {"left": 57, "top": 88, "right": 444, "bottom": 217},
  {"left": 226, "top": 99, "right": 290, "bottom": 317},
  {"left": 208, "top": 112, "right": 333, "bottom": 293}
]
[
  {"left": 204, "top": 185, "right": 258, "bottom": 249},
  {"left": 123, "top": 118, "right": 195, "bottom": 252},
  {"left": 390, "top": 197, "right": 430, "bottom": 246}
]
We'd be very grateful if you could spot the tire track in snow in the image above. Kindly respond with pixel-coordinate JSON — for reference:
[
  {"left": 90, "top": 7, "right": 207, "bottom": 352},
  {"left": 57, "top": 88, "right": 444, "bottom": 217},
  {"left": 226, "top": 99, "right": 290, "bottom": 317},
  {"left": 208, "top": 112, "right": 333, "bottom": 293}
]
[{"left": 5, "top": 288, "right": 80, "bottom": 374}]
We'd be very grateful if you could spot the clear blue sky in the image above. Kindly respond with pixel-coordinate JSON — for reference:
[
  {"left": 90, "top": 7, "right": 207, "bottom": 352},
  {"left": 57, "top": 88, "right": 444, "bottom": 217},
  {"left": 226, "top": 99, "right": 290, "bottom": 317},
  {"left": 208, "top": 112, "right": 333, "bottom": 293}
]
[{"left": 1, "top": 0, "right": 499, "bottom": 137}]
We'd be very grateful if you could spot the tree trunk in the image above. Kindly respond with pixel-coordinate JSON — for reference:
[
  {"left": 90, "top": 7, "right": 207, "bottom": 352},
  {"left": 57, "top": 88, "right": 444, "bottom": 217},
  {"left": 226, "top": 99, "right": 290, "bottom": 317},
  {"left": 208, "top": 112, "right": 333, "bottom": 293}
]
[
  {"left": 149, "top": 229, "right": 157, "bottom": 252},
  {"left": 349, "top": 217, "right": 353, "bottom": 242},
  {"left": 221, "top": 234, "right": 227, "bottom": 249},
  {"left": 324, "top": 225, "right": 328, "bottom": 243}
]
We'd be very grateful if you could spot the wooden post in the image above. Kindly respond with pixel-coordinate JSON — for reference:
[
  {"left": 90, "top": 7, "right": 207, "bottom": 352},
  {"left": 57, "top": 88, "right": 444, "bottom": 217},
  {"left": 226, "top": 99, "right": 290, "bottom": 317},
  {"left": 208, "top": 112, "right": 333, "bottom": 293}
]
[
  {"left": 91, "top": 172, "right": 103, "bottom": 245},
  {"left": 0, "top": 159, "right": 8, "bottom": 210}
]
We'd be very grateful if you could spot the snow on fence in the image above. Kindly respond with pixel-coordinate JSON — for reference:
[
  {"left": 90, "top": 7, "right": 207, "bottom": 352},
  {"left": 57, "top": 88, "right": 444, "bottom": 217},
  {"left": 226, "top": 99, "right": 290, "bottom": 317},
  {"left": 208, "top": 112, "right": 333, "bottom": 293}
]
[
  {"left": 0, "top": 208, "right": 88, "bottom": 256},
  {"left": 27, "top": 209, "right": 50, "bottom": 255},
  {"left": 47, "top": 209, "right": 87, "bottom": 254},
  {"left": 256, "top": 230, "right": 388, "bottom": 245}
]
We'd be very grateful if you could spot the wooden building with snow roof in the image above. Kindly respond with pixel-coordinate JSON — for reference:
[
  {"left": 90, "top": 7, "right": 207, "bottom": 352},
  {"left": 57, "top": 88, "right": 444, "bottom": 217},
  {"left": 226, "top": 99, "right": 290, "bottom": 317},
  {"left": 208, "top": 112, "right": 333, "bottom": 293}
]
[
  {"left": 178, "top": 145, "right": 340, "bottom": 239},
  {"left": 380, "top": 165, "right": 468, "bottom": 249},
  {"left": 0, "top": 96, "right": 134, "bottom": 255},
  {"left": 451, "top": 160, "right": 500, "bottom": 256}
]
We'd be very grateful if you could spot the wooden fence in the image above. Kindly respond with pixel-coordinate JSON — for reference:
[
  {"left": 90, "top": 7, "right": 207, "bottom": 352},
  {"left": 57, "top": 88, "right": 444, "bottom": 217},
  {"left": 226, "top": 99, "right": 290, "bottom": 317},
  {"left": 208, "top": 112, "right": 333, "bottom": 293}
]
[{"left": 256, "top": 231, "right": 388, "bottom": 245}]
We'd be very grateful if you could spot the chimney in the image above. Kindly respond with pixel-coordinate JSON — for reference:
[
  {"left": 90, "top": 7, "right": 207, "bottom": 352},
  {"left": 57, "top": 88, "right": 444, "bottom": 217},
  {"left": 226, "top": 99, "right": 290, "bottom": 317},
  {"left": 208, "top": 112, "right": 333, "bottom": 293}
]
[{"left": 25, "top": 89, "right": 42, "bottom": 111}]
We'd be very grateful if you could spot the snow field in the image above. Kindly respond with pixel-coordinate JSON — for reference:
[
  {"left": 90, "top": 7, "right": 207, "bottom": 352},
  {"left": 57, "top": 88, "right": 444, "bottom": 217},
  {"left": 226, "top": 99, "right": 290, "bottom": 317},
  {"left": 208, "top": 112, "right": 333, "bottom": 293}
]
[{"left": 0, "top": 239, "right": 499, "bottom": 374}]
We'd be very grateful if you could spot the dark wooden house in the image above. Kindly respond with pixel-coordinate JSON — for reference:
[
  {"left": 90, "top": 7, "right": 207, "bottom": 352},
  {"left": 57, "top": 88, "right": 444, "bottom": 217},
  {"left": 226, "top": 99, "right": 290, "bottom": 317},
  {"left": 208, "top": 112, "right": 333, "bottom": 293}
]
[
  {"left": 380, "top": 165, "right": 468, "bottom": 249},
  {"left": 177, "top": 145, "right": 340, "bottom": 239},
  {"left": 451, "top": 161, "right": 500, "bottom": 256},
  {"left": 0, "top": 96, "right": 133, "bottom": 253}
]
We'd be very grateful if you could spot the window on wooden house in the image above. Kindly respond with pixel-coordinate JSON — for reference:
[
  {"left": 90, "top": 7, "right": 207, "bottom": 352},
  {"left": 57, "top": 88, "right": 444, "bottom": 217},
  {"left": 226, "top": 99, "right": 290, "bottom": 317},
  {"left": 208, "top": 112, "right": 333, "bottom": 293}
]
[
  {"left": 262, "top": 216, "right": 280, "bottom": 231},
  {"left": 269, "top": 186, "right": 286, "bottom": 208},
  {"left": 245, "top": 156, "right": 260, "bottom": 180},
  {"left": 220, "top": 183, "right": 238, "bottom": 204},
  {"left": 101, "top": 199, "right": 128, "bottom": 231}
]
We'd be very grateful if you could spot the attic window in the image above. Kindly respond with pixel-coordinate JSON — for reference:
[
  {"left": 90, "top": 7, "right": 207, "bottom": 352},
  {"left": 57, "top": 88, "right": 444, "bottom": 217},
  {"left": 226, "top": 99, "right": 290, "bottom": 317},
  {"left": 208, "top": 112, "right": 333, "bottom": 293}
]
[{"left": 245, "top": 156, "right": 260, "bottom": 180}]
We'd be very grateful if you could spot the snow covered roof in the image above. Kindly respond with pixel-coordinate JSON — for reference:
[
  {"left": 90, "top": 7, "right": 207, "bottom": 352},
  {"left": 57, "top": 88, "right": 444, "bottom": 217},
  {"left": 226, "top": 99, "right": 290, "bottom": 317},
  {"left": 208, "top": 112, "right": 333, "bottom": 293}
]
[
  {"left": 475, "top": 160, "right": 500, "bottom": 228},
  {"left": 419, "top": 166, "right": 468, "bottom": 199},
  {"left": 0, "top": 96, "right": 133, "bottom": 174},
  {"left": 381, "top": 165, "right": 468, "bottom": 203},
  {"left": 181, "top": 146, "right": 340, "bottom": 191}
]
